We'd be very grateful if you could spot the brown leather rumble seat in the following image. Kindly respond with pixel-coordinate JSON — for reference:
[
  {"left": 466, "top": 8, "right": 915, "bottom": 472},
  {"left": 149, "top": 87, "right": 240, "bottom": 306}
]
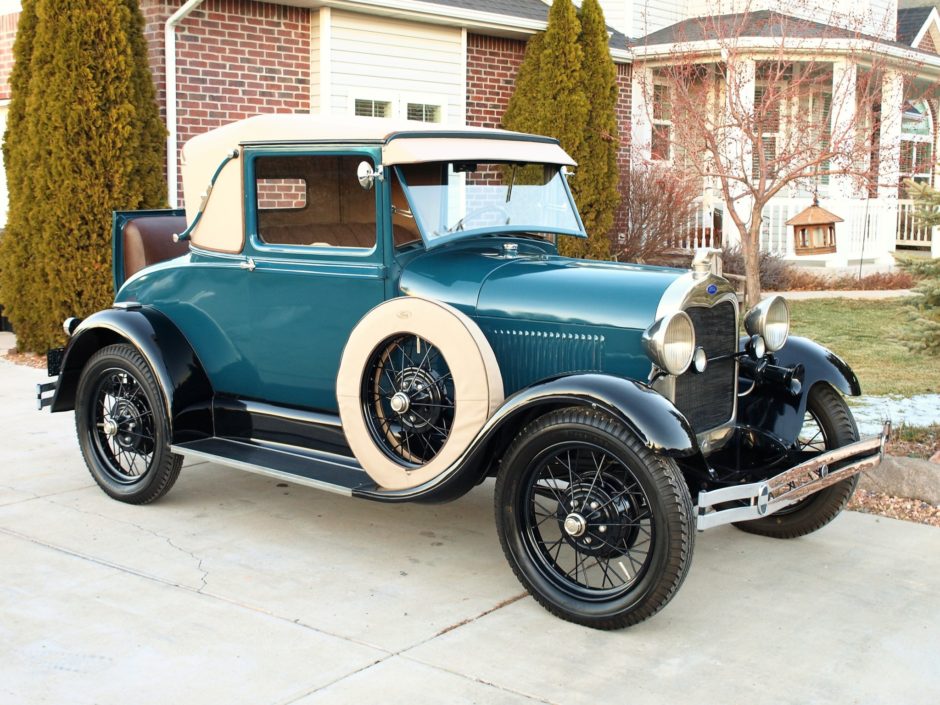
[{"left": 123, "top": 215, "right": 190, "bottom": 280}]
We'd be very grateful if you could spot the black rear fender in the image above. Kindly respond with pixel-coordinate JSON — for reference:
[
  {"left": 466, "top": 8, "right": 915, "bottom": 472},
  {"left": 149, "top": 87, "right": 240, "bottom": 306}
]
[{"left": 51, "top": 307, "right": 213, "bottom": 443}]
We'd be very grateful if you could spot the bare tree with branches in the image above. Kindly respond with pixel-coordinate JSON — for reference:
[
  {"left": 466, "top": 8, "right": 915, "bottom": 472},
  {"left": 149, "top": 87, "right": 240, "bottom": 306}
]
[
  {"left": 633, "top": 4, "right": 927, "bottom": 305},
  {"left": 615, "top": 160, "right": 700, "bottom": 263}
]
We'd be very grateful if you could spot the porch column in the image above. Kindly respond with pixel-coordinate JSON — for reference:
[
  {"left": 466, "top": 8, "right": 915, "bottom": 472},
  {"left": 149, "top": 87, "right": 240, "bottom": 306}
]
[
  {"left": 878, "top": 69, "right": 904, "bottom": 263},
  {"left": 722, "top": 56, "right": 756, "bottom": 249},
  {"left": 829, "top": 59, "right": 857, "bottom": 199},
  {"left": 878, "top": 69, "right": 903, "bottom": 199},
  {"left": 630, "top": 64, "right": 653, "bottom": 161}
]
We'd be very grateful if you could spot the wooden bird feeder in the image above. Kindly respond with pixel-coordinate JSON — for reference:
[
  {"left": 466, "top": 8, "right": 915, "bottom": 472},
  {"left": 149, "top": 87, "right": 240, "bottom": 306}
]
[{"left": 786, "top": 198, "right": 843, "bottom": 256}]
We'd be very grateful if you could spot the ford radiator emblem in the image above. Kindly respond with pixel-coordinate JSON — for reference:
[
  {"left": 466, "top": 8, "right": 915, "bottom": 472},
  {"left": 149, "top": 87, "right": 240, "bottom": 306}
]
[{"left": 706, "top": 284, "right": 718, "bottom": 295}]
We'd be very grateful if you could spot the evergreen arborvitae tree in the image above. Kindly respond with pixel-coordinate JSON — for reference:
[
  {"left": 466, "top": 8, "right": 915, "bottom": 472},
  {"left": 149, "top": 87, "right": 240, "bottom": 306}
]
[
  {"left": 0, "top": 0, "right": 166, "bottom": 352},
  {"left": 124, "top": 0, "right": 169, "bottom": 207},
  {"left": 501, "top": 0, "right": 590, "bottom": 258},
  {"left": 571, "top": 0, "right": 618, "bottom": 260},
  {"left": 0, "top": 0, "right": 45, "bottom": 344},
  {"left": 502, "top": 31, "right": 545, "bottom": 134}
]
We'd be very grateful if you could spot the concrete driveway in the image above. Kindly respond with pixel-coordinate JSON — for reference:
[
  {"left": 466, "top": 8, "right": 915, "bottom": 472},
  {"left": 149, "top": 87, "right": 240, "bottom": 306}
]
[{"left": 1, "top": 358, "right": 938, "bottom": 705}]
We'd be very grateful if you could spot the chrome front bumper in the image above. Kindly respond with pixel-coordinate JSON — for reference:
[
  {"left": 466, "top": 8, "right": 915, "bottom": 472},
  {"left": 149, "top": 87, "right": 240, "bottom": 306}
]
[{"left": 696, "top": 423, "right": 890, "bottom": 531}]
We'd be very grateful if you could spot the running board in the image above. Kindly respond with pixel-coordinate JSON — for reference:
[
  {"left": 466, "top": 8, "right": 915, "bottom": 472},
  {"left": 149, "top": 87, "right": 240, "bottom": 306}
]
[{"left": 171, "top": 437, "right": 377, "bottom": 497}]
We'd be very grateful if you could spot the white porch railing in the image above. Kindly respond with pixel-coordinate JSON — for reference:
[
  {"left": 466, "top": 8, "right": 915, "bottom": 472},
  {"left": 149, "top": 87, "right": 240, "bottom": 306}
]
[
  {"left": 675, "top": 197, "right": 904, "bottom": 262},
  {"left": 672, "top": 198, "right": 722, "bottom": 251},
  {"left": 896, "top": 200, "right": 935, "bottom": 249}
]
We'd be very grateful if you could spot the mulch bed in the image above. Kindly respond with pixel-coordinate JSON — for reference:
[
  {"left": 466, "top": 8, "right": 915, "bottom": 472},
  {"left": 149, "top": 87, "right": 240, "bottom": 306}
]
[
  {"left": 1, "top": 349, "right": 46, "bottom": 369},
  {"left": 848, "top": 489, "right": 940, "bottom": 528}
]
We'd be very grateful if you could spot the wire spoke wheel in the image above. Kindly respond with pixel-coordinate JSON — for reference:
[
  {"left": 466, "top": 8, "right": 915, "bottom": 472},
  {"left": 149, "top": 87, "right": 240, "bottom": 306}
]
[
  {"left": 733, "top": 384, "right": 860, "bottom": 538},
  {"left": 76, "top": 344, "right": 182, "bottom": 504},
  {"left": 797, "top": 409, "right": 828, "bottom": 453},
  {"left": 362, "top": 334, "right": 456, "bottom": 466},
  {"left": 522, "top": 443, "right": 655, "bottom": 598},
  {"left": 90, "top": 368, "right": 157, "bottom": 483},
  {"left": 495, "top": 408, "right": 694, "bottom": 629}
]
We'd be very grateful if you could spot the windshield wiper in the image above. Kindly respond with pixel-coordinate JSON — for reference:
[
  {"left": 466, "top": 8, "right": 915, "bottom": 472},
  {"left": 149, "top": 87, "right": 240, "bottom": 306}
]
[{"left": 506, "top": 164, "right": 516, "bottom": 203}]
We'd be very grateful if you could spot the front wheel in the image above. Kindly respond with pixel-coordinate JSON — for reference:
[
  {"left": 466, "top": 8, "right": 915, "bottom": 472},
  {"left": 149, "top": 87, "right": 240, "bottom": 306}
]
[
  {"left": 494, "top": 408, "right": 695, "bottom": 630},
  {"left": 733, "top": 383, "right": 859, "bottom": 539}
]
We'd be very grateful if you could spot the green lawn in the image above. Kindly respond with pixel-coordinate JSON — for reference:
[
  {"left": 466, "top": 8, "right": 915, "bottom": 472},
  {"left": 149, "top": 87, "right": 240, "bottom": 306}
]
[{"left": 788, "top": 298, "right": 939, "bottom": 397}]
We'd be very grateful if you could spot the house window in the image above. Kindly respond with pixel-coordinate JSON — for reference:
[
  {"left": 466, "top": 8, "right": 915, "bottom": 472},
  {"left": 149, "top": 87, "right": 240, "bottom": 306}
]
[
  {"left": 354, "top": 99, "right": 392, "bottom": 118},
  {"left": 900, "top": 100, "right": 933, "bottom": 192},
  {"left": 651, "top": 84, "right": 671, "bottom": 161},
  {"left": 753, "top": 85, "right": 781, "bottom": 180},
  {"left": 407, "top": 103, "right": 442, "bottom": 123}
]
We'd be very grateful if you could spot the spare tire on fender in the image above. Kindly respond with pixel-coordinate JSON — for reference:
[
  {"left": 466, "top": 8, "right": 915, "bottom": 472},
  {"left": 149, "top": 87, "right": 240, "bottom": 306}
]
[{"left": 337, "top": 297, "right": 504, "bottom": 490}]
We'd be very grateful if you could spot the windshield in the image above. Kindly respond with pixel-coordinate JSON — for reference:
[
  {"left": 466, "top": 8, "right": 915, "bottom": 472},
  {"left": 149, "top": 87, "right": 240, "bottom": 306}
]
[{"left": 395, "top": 161, "right": 585, "bottom": 245}]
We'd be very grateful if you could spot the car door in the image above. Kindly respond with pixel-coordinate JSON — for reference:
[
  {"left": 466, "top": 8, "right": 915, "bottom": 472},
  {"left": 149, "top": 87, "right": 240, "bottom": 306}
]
[{"left": 243, "top": 147, "right": 390, "bottom": 413}]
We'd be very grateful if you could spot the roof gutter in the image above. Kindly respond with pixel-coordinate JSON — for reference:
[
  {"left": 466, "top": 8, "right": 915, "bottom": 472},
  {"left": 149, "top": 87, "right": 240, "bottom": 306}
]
[{"left": 165, "top": 0, "right": 205, "bottom": 209}]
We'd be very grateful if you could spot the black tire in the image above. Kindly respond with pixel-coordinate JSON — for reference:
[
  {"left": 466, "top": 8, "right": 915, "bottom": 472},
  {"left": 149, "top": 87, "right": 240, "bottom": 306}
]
[
  {"left": 75, "top": 343, "right": 182, "bottom": 504},
  {"left": 494, "top": 407, "right": 695, "bottom": 630},
  {"left": 733, "top": 384, "right": 859, "bottom": 539}
]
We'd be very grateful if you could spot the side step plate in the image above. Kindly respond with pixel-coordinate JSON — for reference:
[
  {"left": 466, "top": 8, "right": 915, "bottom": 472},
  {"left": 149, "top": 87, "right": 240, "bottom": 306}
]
[{"left": 171, "top": 437, "right": 376, "bottom": 497}]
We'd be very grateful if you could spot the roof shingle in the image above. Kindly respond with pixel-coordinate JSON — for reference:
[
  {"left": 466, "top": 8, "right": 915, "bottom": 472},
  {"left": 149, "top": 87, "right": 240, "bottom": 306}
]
[{"left": 897, "top": 6, "right": 933, "bottom": 45}]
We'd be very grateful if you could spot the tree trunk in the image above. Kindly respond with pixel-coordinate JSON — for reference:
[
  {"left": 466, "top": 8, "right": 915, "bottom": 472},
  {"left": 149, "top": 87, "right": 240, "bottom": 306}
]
[{"left": 741, "top": 219, "right": 763, "bottom": 310}]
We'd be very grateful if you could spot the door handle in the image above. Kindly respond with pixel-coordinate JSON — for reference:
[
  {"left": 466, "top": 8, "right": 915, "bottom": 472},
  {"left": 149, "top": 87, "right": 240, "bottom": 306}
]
[{"left": 239, "top": 257, "right": 256, "bottom": 272}]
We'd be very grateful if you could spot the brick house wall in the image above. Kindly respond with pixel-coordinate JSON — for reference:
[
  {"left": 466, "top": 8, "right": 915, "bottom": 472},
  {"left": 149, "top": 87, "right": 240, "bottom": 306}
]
[
  {"left": 465, "top": 33, "right": 633, "bottom": 238},
  {"left": 140, "top": 0, "right": 311, "bottom": 198},
  {"left": 0, "top": 12, "right": 18, "bottom": 101}
]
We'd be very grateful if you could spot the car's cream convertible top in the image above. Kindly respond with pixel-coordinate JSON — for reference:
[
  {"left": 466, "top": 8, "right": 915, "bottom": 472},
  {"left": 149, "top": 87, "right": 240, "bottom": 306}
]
[{"left": 180, "top": 114, "right": 576, "bottom": 253}]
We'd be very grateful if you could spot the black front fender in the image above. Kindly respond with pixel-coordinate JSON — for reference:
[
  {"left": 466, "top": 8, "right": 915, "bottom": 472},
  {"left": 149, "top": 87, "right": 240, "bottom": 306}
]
[
  {"left": 50, "top": 307, "right": 213, "bottom": 443},
  {"left": 737, "top": 335, "right": 861, "bottom": 449},
  {"left": 357, "top": 373, "right": 700, "bottom": 503}
]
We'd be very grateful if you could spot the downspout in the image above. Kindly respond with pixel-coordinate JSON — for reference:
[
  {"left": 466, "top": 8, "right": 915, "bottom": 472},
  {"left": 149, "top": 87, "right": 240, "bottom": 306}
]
[{"left": 165, "top": 0, "right": 205, "bottom": 209}]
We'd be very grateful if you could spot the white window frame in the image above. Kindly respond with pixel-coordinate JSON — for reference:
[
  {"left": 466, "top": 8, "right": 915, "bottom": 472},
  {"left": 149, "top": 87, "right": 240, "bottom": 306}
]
[
  {"left": 349, "top": 92, "right": 397, "bottom": 119},
  {"left": 400, "top": 92, "right": 448, "bottom": 125},
  {"left": 900, "top": 100, "right": 934, "bottom": 185},
  {"left": 651, "top": 82, "right": 672, "bottom": 162}
]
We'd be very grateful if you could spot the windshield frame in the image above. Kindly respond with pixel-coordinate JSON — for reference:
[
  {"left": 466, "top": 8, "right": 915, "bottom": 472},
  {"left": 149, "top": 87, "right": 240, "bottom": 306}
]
[{"left": 393, "top": 161, "right": 587, "bottom": 250}]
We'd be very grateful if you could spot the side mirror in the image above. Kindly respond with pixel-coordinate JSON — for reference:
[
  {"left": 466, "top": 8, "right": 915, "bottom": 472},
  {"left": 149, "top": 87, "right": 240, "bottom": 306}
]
[{"left": 357, "top": 161, "right": 379, "bottom": 190}]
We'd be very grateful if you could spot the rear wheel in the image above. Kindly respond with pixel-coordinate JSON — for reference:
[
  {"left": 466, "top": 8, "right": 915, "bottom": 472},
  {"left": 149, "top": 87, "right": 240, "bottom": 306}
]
[
  {"left": 733, "top": 384, "right": 859, "bottom": 538},
  {"left": 75, "top": 344, "right": 181, "bottom": 504},
  {"left": 495, "top": 407, "right": 695, "bottom": 630}
]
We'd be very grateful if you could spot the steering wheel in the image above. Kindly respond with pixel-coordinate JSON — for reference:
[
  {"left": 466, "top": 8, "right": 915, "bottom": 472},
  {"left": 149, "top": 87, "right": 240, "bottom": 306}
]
[{"left": 452, "top": 205, "right": 511, "bottom": 232}]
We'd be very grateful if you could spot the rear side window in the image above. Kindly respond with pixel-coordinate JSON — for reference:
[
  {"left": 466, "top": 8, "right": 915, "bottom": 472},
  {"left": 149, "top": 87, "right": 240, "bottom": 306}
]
[{"left": 254, "top": 155, "right": 377, "bottom": 249}]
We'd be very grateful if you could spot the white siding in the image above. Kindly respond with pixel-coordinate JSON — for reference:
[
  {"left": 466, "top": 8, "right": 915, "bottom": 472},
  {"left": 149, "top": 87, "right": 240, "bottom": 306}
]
[
  {"left": 633, "top": 0, "right": 683, "bottom": 36},
  {"left": 327, "top": 10, "right": 464, "bottom": 125},
  {"left": 599, "top": 0, "right": 632, "bottom": 36}
]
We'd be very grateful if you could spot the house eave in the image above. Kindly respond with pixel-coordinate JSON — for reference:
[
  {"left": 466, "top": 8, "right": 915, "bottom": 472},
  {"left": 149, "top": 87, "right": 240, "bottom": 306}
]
[{"left": 631, "top": 36, "right": 940, "bottom": 75}]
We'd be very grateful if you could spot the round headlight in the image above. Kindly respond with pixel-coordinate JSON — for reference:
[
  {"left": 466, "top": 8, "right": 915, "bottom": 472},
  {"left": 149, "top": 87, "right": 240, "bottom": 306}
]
[
  {"left": 744, "top": 295, "right": 790, "bottom": 352},
  {"left": 643, "top": 311, "right": 696, "bottom": 375}
]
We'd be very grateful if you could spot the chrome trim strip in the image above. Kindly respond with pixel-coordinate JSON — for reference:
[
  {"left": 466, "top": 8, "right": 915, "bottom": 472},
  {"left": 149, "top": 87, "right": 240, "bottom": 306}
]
[
  {"left": 695, "top": 423, "right": 889, "bottom": 531},
  {"left": 237, "top": 399, "right": 344, "bottom": 428},
  {"left": 170, "top": 443, "right": 355, "bottom": 496}
]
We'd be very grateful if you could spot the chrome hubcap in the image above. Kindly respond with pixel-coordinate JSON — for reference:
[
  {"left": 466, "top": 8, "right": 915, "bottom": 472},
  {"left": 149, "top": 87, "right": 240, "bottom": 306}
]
[
  {"left": 102, "top": 418, "right": 118, "bottom": 437},
  {"left": 563, "top": 513, "right": 587, "bottom": 538},
  {"left": 389, "top": 391, "right": 411, "bottom": 414}
]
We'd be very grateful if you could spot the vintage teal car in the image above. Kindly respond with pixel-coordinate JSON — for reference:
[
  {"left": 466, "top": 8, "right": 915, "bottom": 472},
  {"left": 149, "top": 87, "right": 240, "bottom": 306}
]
[{"left": 38, "top": 115, "right": 887, "bottom": 629}]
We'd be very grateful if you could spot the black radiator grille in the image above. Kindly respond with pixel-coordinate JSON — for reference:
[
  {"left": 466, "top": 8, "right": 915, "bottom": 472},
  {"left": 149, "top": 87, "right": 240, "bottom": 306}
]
[{"left": 674, "top": 301, "right": 737, "bottom": 433}]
